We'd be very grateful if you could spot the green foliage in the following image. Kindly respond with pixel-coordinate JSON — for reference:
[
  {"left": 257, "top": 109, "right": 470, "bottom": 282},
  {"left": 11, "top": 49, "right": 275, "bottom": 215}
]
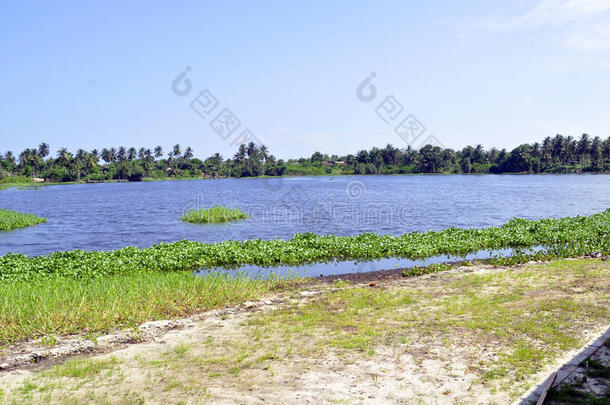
[
  {"left": 0, "top": 208, "right": 46, "bottom": 232},
  {"left": 4, "top": 134, "right": 610, "bottom": 185},
  {"left": 2, "top": 209, "right": 610, "bottom": 282},
  {"left": 181, "top": 206, "right": 249, "bottom": 224}
]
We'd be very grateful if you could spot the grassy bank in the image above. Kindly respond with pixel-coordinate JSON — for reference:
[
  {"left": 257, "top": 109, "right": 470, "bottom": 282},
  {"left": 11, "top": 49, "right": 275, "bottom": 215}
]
[
  {"left": 2, "top": 209, "right": 610, "bottom": 282},
  {"left": 181, "top": 206, "right": 249, "bottom": 224},
  {"left": 0, "top": 271, "right": 296, "bottom": 345},
  {"left": 1, "top": 259, "right": 608, "bottom": 403},
  {"left": 0, "top": 208, "right": 46, "bottom": 232},
  {"left": 0, "top": 177, "right": 43, "bottom": 191}
]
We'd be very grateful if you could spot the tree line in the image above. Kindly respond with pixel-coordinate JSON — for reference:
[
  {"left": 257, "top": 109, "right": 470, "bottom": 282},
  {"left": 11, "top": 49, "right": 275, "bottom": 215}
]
[{"left": 2, "top": 134, "right": 610, "bottom": 183}]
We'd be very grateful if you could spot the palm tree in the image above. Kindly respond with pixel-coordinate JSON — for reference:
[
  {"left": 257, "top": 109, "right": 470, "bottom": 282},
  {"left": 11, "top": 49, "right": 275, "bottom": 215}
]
[
  {"left": 127, "top": 147, "right": 137, "bottom": 161},
  {"left": 91, "top": 149, "right": 99, "bottom": 157},
  {"left": 75, "top": 149, "right": 86, "bottom": 161},
  {"left": 472, "top": 144, "right": 485, "bottom": 164},
  {"left": 542, "top": 137, "right": 553, "bottom": 164},
  {"left": 172, "top": 144, "right": 182, "bottom": 159},
  {"left": 20, "top": 149, "right": 42, "bottom": 178},
  {"left": 84, "top": 153, "right": 98, "bottom": 174},
  {"left": 577, "top": 134, "right": 591, "bottom": 165},
  {"left": 57, "top": 148, "right": 71, "bottom": 166},
  {"left": 38, "top": 142, "right": 50, "bottom": 159},
  {"left": 101, "top": 148, "right": 113, "bottom": 164},
  {"left": 138, "top": 147, "right": 146, "bottom": 160},
  {"left": 4, "top": 151, "right": 15, "bottom": 167},
  {"left": 591, "top": 136, "right": 603, "bottom": 169},
  {"left": 552, "top": 135, "right": 565, "bottom": 163},
  {"left": 154, "top": 146, "right": 163, "bottom": 160},
  {"left": 117, "top": 147, "right": 127, "bottom": 162},
  {"left": 183, "top": 146, "right": 194, "bottom": 160},
  {"left": 234, "top": 144, "right": 247, "bottom": 163},
  {"left": 246, "top": 142, "right": 258, "bottom": 159},
  {"left": 260, "top": 145, "right": 269, "bottom": 163}
]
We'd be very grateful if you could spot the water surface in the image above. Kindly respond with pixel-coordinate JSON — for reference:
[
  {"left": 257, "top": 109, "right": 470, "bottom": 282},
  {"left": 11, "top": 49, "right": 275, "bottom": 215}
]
[{"left": 1, "top": 174, "right": 609, "bottom": 257}]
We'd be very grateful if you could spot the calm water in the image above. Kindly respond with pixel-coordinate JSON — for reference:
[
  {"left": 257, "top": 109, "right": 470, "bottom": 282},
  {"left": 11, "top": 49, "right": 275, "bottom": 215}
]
[{"left": 1, "top": 174, "right": 609, "bottom": 258}]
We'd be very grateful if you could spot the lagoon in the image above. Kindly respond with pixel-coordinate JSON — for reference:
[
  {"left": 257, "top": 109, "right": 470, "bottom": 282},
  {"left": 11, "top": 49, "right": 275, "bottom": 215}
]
[{"left": 1, "top": 174, "right": 609, "bottom": 257}]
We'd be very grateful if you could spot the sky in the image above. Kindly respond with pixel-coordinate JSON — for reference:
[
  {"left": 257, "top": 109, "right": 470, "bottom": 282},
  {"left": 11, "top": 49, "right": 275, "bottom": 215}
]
[{"left": 2, "top": 0, "right": 610, "bottom": 160}]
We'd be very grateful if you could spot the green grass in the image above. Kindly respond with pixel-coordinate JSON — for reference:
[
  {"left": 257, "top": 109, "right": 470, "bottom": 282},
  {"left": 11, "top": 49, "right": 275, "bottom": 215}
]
[
  {"left": 0, "top": 176, "right": 38, "bottom": 191},
  {"left": 2, "top": 209, "right": 610, "bottom": 282},
  {"left": 181, "top": 206, "right": 249, "bottom": 224},
  {"left": 0, "top": 208, "right": 46, "bottom": 232},
  {"left": 44, "top": 357, "right": 122, "bottom": 379},
  {"left": 0, "top": 270, "right": 299, "bottom": 345}
]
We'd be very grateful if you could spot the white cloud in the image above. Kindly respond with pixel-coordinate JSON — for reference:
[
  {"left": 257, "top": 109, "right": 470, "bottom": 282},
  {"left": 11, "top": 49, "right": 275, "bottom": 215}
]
[
  {"left": 458, "top": 0, "right": 610, "bottom": 63},
  {"left": 565, "top": 23, "right": 610, "bottom": 52},
  {"left": 463, "top": 0, "right": 610, "bottom": 31}
]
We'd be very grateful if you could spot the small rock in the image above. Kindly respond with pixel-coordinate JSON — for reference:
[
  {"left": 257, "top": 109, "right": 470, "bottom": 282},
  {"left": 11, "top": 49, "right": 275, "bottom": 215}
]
[
  {"left": 369, "top": 282, "right": 378, "bottom": 287},
  {"left": 243, "top": 301, "right": 256, "bottom": 309},
  {"left": 264, "top": 300, "right": 273, "bottom": 305},
  {"left": 139, "top": 320, "right": 173, "bottom": 331},
  {"left": 0, "top": 363, "right": 9, "bottom": 370}
]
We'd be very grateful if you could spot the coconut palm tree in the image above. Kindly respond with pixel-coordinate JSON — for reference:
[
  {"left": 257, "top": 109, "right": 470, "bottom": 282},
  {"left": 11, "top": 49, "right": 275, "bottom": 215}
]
[
  {"left": 591, "top": 136, "right": 603, "bottom": 169},
  {"left": 183, "top": 146, "right": 194, "bottom": 160},
  {"left": 154, "top": 146, "right": 163, "bottom": 160},
  {"left": 75, "top": 149, "right": 86, "bottom": 161},
  {"left": 57, "top": 148, "right": 71, "bottom": 166},
  {"left": 246, "top": 142, "right": 258, "bottom": 159},
  {"left": 172, "top": 144, "right": 182, "bottom": 159},
  {"left": 101, "top": 148, "right": 113, "bottom": 164},
  {"left": 127, "top": 147, "right": 137, "bottom": 161},
  {"left": 4, "top": 151, "right": 15, "bottom": 166},
  {"left": 38, "top": 142, "right": 50, "bottom": 159},
  {"left": 117, "top": 147, "right": 127, "bottom": 162},
  {"left": 84, "top": 153, "right": 98, "bottom": 174},
  {"left": 260, "top": 145, "right": 269, "bottom": 163},
  {"left": 577, "top": 134, "right": 591, "bottom": 165},
  {"left": 233, "top": 144, "right": 247, "bottom": 163}
]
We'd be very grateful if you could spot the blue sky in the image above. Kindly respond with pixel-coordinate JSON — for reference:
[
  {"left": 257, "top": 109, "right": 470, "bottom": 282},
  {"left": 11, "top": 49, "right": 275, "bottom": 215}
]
[{"left": 2, "top": 0, "right": 610, "bottom": 159}]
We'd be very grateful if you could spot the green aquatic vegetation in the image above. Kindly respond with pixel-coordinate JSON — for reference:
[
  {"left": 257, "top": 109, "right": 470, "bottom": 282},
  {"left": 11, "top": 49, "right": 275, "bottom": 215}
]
[
  {"left": 1, "top": 209, "right": 610, "bottom": 282},
  {"left": 181, "top": 206, "right": 249, "bottom": 224},
  {"left": 0, "top": 208, "right": 46, "bottom": 232}
]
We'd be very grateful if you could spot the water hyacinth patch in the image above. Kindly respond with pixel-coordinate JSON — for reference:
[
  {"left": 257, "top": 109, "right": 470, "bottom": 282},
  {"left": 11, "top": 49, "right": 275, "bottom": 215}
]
[
  {"left": 181, "top": 206, "right": 249, "bottom": 224},
  {"left": 1, "top": 209, "right": 609, "bottom": 282},
  {"left": 0, "top": 208, "right": 46, "bottom": 232}
]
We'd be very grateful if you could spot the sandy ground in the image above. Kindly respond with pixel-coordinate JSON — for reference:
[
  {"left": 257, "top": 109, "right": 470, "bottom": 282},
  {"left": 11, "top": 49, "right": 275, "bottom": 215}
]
[
  {"left": 0, "top": 261, "right": 608, "bottom": 404},
  {"left": 0, "top": 290, "right": 504, "bottom": 404}
]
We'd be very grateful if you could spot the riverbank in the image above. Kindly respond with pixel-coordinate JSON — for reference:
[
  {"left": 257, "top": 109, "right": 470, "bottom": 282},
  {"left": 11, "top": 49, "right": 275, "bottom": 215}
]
[
  {"left": 3, "top": 171, "right": 610, "bottom": 192},
  {"left": 1, "top": 258, "right": 608, "bottom": 403},
  {"left": 0, "top": 209, "right": 607, "bottom": 347}
]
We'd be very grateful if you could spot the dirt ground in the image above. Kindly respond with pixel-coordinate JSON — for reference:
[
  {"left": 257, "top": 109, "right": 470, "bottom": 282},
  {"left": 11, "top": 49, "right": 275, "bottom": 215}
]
[{"left": 1, "top": 259, "right": 609, "bottom": 404}]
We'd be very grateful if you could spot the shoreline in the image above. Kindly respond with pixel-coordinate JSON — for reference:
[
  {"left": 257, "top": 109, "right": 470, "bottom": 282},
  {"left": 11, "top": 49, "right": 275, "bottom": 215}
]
[
  {"left": 1, "top": 257, "right": 608, "bottom": 403},
  {"left": 2, "top": 171, "right": 610, "bottom": 191}
]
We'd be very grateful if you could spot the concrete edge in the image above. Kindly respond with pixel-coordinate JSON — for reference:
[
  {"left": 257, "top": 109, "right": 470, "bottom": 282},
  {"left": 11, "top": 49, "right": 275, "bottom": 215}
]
[{"left": 515, "top": 325, "right": 610, "bottom": 405}]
